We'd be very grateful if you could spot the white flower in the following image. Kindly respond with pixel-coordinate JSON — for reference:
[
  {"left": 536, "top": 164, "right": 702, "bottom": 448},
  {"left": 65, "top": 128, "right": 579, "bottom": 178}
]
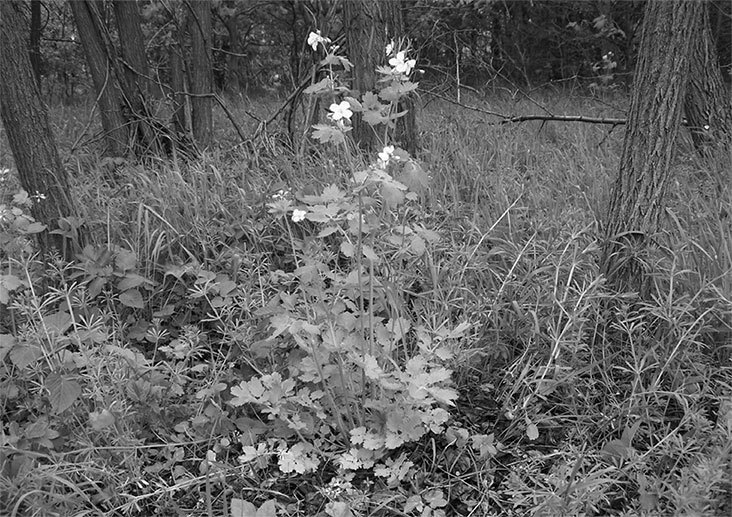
[
  {"left": 389, "top": 51, "right": 416, "bottom": 75},
  {"left": 386, "top": 40, "right": 395, "bottom": 56},
  {"left": 377, "top": 145, "right": 395, "bottom": 167},
  {"left": 307, "top": 30, "right": 330, "bottom": 51},
  {"left": 328, "top": 101, "right": 353, "bottom": 122},
  {"left": 292, "top": 209, "right": 307, "bottom": 223}
]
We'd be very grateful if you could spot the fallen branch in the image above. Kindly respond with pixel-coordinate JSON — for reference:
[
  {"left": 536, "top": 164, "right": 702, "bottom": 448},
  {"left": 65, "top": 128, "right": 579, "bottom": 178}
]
[{"left": 425, "top": 90, "right": 627, "bottom": 126}]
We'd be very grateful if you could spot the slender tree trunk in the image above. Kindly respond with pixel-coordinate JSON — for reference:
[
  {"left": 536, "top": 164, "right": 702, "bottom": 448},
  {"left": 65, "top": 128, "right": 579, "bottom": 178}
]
[
  {"left": 29, "top": 0, "right": 42, "bottom": 90},
  {"left": 0, "top": 1, "right": 75, "bottom": 256},
  {"left": 222, "top": 1, "right": 245, "bottom": 93},
  {"left": 170, "top": 43, "right": 188, "bottom": 138},
  {"left": 601, "top": 0, "right": 704, "bottom": 296},
  {"left": 188, "top": 0, "right": 213, "bottom": 148},
  {"left": 684, "top": 1, "right": 732, "bottom": 160},
  {"left": 343, "top": 0, "right": 417, "bottom": 153},
  {"left": 69, "top": 0, "right": 130, "bottom": 156}
]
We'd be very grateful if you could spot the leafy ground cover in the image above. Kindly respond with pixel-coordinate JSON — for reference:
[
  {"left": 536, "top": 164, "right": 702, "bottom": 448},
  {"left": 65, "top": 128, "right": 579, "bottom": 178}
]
[{"left": 1, "top": 79, "right": 731, "bottom": 516}]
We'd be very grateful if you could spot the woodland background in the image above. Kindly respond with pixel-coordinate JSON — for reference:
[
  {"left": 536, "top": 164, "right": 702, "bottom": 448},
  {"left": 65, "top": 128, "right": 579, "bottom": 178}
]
[{"left": 0, "top": 1, "right": 731, "bottom": 516}]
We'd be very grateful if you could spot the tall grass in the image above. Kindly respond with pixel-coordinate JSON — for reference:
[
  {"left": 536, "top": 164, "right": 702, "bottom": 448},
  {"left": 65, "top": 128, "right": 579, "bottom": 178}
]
[{"left": 1, "top": 87, "right": 730, "bottom": 516}]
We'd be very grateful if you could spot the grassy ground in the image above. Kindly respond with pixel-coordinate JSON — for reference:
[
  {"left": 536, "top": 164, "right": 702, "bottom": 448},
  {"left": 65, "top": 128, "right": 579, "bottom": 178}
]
[{"left": 1, "top": 87, "right": 731, "bottom": 516}]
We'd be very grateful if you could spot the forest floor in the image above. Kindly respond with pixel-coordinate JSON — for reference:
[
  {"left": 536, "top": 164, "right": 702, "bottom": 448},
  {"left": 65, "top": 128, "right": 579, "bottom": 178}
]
[{"left": 1, "top": 87, "right": 731, "bottom": 516}]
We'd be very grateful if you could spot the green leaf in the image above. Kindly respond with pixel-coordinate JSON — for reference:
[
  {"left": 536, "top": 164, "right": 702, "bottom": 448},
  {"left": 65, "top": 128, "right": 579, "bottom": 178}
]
[
  {"left": 326, "top": 501, "right": 352, "bottom": 517},
  {"left": 24, "top": 222, "right": 47, "bottom": 234},
  {"left": 9, "top": 343, "right": 43, "bottom": 369},
  {"left": 89, "top": 409, "right": 116, "bottom": 431},
  {"left": 312, "top": 124, "right": 347, "bottom": 145},
  {"left": 340, "top": 241, "right": 355, "bottom": 258},
  {"left": 303, "top": 76, "right": 333, "bottom": 95},
  {"left": 43, "top": 311, "right": 72, "bottom": 336},
  {"left": 46, "top": 372, "right": 81, "bottom": 413},
  {"left": 115, "top": 249, "right": 137, "bottom": 271},
  {"left": 361, "top": 245, "right": 379, "bottom": 263},
  {"left": 119, "top": 288, "right": 145, "bottom": 309},
  {"left": 380, "top": 182, "right": 404, "bottom": 208},
  {"left": 230, "top": 498, "right": 257, "bottom": 517},
  {"left": 396, "top": 160, "right": 430, "bottom": 194},
  {"left": 118, "top": 273, "right": 150, "bottom": 291},
  {"left": 363, "top": 109, "right": 386, "bottom": 126},
  {"left": 0, "top": 334, "right": 16, "bottom": 362}
]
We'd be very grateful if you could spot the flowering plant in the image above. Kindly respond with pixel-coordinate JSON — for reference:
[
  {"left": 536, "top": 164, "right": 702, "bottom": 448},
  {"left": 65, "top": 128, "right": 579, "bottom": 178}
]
[{"left": 229, "top": 32, "right": 472, "bottom": 479}]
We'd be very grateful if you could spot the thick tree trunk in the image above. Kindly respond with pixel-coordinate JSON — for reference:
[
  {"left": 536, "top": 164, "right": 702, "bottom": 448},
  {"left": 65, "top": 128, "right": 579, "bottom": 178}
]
[
  {"left": 601, "top": 0, "right": 704, "bottom": 297},
  {"left": 29, "top": 0, "right": 42, "bottom": 90},
  {"left": 188, "top": 0, "right": 213, "bottom": 149},
  {"left": 684, "top": 1, "right": 732, "bottom": 160},
  {"left": 601, "top": 0, "right": 704, "bottom": 296},
  {"left": 112, "top": 0, "right": 166, "bottom": 155},
  {"left": 343, "top": 0, "right": 417, "bottom": 153},
  {"left": 0, "top": 1, "right": 75, "bottom": 256},
  {"left": 69, "top": 0, "right": 130, "bottom": 156},
  {"left": 112, "top": 0, "right": 153, "bottom": 99}
]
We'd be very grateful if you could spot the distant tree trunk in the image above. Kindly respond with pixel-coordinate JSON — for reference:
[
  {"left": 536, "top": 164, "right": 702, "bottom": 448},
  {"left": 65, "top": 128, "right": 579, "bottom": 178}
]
[
  {"left": 222, "top": 1, "right": 246, "bottom": 92},
  {"left": 0, "top": 0, "right": 75, "bottom": 256},
  {"left": 684, "top": 1, "right": 732, "bottom": 160},
  {"left": 188, "top": 0, "right": 213, "bottom": 148},
  {"left": 601, "top": 0, "right": 704, "bottom": 296},
  {"left": 170, "top": 43, "right": 188, "bottom": 138},
  {"left": 343, "top": 0, "right": 417, "bottom": 153},
  {"left": 69, "top": 0, "right": 130, "bottom": 156},
  {"left": 29, "top": 0, "right": 42, "bottom": 90}
]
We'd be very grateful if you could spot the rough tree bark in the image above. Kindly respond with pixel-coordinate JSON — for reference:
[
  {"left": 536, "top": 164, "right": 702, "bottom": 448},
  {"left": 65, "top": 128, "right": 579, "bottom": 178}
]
[
  {"left": 601, "top": 0, "right": 704, "bottom": 296},
  {"left": 684, "top": 1, "right": 732, "bottom": 160},
  {"left": 343, "top": 0, "right": 417, "bottom": 153},
  {"left": 69, "top": 0, "right": 130, "bottom": 156},
  {"left": 188, "top": 0, "right": 214, "bottom": 149},
  {"left": 112, "top": 0, "right": 153, "bottom": 99},
  {"left": 0, "top": 0, "right": 75, "bottom": 255},
  {"left": 29, "top": 0, "right": 42, "bottom": 90}
]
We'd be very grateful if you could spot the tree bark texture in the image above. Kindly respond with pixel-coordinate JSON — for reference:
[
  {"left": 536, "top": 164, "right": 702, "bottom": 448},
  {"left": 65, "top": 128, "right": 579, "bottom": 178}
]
[
  {"left": 69, "top": 0, "right": 130, "bottom": 156},
  {"left": 112, "top": 0, "right": 153, "bottom": 99},
  {"left": 0, "top": 0, "right": 75, "bottom": 255},
  {"left": 188, "top": 0, "right": 214, "bottom": 149},
  {"left": 684, "top": 1, "right": 732, "bottom": 160},
  {"left": 29, "top": 0, "right": 42, "bottom": 90},
  {"left": 343, "top": 0, "right": 417, "bottom": 153},
  {"left": 601, "top": 0, "right": 704, "bottom": 297}
]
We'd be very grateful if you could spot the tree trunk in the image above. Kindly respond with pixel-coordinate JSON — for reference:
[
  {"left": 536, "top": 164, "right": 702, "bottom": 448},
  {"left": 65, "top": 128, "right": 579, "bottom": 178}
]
[
  {"left": 112, "top": 0, "right": 167, "bottom": 155},
  {"left": 188, "top": 0, "right": 213, "bottom": 149},
  {"left": 222, "top": 1, "right": 246, "bottom": 93},
  {"left": 683, "top": 1, "right": 732, "bottom": 160},
  {"left": 170, "top": 43, "right": 188, "bottom": 138},
  {"left": 601, "top": 0, "right": 704, "bottom": 296},
  {"left": 343, "top": 0, "right": 417, "bottom": 153},
  {"left": 112, "top": 0, "right": 153, "bottom": 99},
  {"left": 69, "top": 0, "right": 130, "bottom": 156},
  {"left": 0, "top": 0, "right": 75, "bottom": 256},
  {"left": 29, "top": 0, "right": 42, "bottom": 90}
]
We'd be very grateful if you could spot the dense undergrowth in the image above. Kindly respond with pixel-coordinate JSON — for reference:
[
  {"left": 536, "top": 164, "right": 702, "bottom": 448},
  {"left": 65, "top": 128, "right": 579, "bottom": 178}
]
[{"left": 1, "top": 80, "right": 731, "bottom": 516}]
